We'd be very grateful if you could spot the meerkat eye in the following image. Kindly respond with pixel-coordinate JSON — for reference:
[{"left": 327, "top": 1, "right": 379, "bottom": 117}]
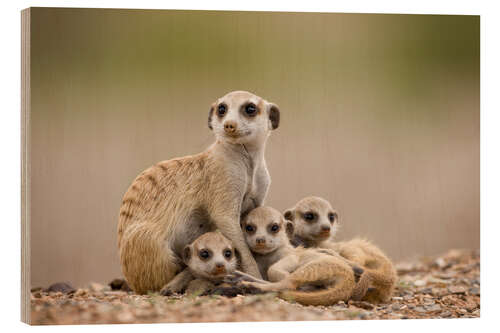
[
  {"left": 245, "top": 225, "right": 255, "bottom": 233},
  {"left": 270, "top": 223, "right": 280, "bottom": 233},
  {"left": 217, "top": 104, "right": 227, "bottom": 117},
  {"left": 303, "top": 212, "right": 315, "bottom": 222},
  {"left": 328, "top": 213, "right": 337, "bottom": 223},
  {"left": 199, "top": 249, "right": 211, "bottom": 260},
  {"left": 245, "top": 103, "right": 257, "bottom": 116},
  {"left": 223, "top": 249, "right": 233, "bottom": 258}
]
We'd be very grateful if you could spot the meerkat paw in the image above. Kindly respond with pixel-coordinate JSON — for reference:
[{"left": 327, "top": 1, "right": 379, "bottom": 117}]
[
  {"left": 159, "top": 284, "right": 184, "bottom": 296},
  {"left": 159, "top": 287, "right": 176, "bottom": 296}
]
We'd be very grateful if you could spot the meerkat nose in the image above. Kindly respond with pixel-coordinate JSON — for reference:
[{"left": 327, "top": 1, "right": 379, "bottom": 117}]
[
  {"left": 321, "top": 225, "right": 331, "bottom": 232},
  {"left": 224, "top": 121, "right": 237, "bottom": 133},
  {"left": 215, "top": 262, "right": 224, "bottom": 269},
  {"left": 256, "top": 237, "right": 266, "bottom": 244}
]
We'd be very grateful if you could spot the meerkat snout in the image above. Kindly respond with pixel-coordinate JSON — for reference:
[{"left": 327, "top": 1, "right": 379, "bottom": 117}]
[
  {"left": 224, "top": 120, "right": 238, "bottom": 135},
  {"left": 256, "top": 237, "right": 266, "bottom": 244},
  {"left": 321, "top": 225, "right": 331, "bottom": 233}
]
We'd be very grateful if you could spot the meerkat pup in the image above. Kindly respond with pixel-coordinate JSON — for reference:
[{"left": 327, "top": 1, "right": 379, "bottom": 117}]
[
  {"left": 118, "top": 91, "right": 280, "bottom": 294},
  {"left": 233, "top": 206, "right": 360, "bottom": 306},
  {"left": 284, "top": 196, "right": 398, "bottom": 303},
  {"left": 160, "top": 231, "right": 238, "bottom": 296}
]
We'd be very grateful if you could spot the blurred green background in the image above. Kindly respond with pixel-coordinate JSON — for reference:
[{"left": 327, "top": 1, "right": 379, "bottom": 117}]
[{"left": 29, "top": 8, "right": 479, "bottom": 288}]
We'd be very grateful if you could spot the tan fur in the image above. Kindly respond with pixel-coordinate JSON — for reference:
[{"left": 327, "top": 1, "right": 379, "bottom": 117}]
[
  {"left": 237, "top": 206, "right": 358, "bottom": 306},
  {"left": 159, "top": 231, "right": 238, "bottom": 295},
  {"left": 284, "top": 196, "right": 398, "bottom": 303},
  {"left": 117, "top": 91, "right": 280, "bottom": 294}
]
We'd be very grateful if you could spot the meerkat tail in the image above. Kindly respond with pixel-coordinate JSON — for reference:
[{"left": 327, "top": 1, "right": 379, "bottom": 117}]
[
  {"left": 279, "top": 260, "right": 355, "bottom": 306},
  {"left": 370, "top": 268, "right": 398, "bottom": 302},
  {"left": 279, "top": 276, "right": 354, "bottom": 306},
  {"left": 280, "top": 283, "right": 353, "bottom": 306},
  {"left": 353, "top": 267, "right": 397, "bottom": 303}
]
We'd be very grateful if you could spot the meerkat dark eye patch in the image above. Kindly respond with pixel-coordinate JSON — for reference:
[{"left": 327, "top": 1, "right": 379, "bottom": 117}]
[
  {"left": 198, "top": 249, "right": 212, "bottom": 260},
  {"left": 217, "top": 103, "right": 227, "bottom": 117},
  {"left": 245, "top": 224, "right": 256, "bottom": 234},
  {"left": 268, "top": 223, "right": 280, "bottom": 233},
  {"left": 303, "top": 211, "right": 316, "bottom": 222},
  {"left": 328, "top": 212, "right": 337, "bottom": 223},
  {"left": 244, "top": 103, "right": 257, "bottom": 117},
  {"left": 223, "top": 248, "right": 233, "bottom": 259}
]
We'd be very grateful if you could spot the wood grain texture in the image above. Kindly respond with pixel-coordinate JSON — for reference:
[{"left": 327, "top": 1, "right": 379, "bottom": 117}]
[{"left": 21, "top": 7, "right": 31, "bottom": 324}]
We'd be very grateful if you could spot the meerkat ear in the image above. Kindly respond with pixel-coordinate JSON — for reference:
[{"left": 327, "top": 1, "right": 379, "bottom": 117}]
[
  {"left": 233, "top": 248, "right": 242, "bottom": 264},
  {"left": 285, "top": 220, "right": 295, "bottom": 239},
  {"left": 208, "top": 103, "right": 215, "bottom": 130},
  {"left": 240, "top": 210, "right": 250, "bottom": 223},
  {"left": 268, "top": 103, "right": 280, "bottom": 130},
  {"left": 183, "top": 245, "right": 192, "bottom": 263},
  {"left": 283, "top": 209, "right": 294, "bottom": 221}
]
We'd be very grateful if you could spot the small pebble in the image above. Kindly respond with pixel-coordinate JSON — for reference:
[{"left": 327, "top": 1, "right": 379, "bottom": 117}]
[
  {"left": 441, "top": 311, "right": 452, "bottom": 317},
  {"left": 391, "top": 303, "right": 402, "bottom": 311},
  {"left": 434, "top": 258, "right": 447, "bottom": 268},
  {"left": 414, "top": 280, "right": 426, "bottom": 287},
  {"left": 448, "top": 286, "right": 467, "bottom": 295},
  {"left": 425, "top": 304, "right": 441, "bottom": 312},
  {"left": 420, "top": 287, "right": 433, "bottom": 295},
  {"left": 45, "top": 282, "right": 75, "bottom": 294},
  {"left": 469, "top": 287, "right": 480, "bottom": 296}
]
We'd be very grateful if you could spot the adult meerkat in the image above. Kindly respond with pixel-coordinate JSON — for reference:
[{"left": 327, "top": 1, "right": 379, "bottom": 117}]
[
  {"left": 232, "top": 206, "right": 360, "bottom": 306},
  {"left": 160, "top": 231, "right": 238, "bottom": 296},
  {"left": 284, "top": 196, "right": 398, "bottom": 303},
  {"left": 118, "top": 91, "right": 280, "bottom": 294}
]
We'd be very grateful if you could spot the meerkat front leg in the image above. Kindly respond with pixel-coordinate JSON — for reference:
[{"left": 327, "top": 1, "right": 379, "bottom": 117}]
[
  {"left": 241, "top": 255, "right": 300, "bottom": 291},
  {"left": 186, "top": 279, "right": 216, "bottom": 295},
  {"left": 266, "top": 254, "right": 300, "bottom": 282},
  {"left": 159, "top": 269, "right": 194, "bottom": 296},
  {"left": 252, "top": 163, "right": 270, "bottom": 207}
]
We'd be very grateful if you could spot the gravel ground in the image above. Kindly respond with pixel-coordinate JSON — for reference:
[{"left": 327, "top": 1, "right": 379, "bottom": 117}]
[{"left": 29, "top": 249, "right": 480, "bottom": 325}]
